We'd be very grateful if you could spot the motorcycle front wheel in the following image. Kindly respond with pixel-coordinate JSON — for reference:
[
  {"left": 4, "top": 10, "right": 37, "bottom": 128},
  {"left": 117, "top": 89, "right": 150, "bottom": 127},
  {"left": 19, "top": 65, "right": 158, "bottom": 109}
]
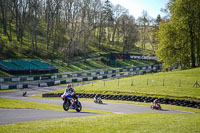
[
  {"left": 76, "top": 101, "right": 82, "bottom": 112},
  {"left": 63, "top": 101, "right": 70, "bottom": 111}
]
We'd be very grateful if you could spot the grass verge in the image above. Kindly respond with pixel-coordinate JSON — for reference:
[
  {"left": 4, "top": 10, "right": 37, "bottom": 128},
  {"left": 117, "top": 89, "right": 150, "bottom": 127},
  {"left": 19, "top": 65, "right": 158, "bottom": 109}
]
[
  {"left": 51, "top": 68, "right": 200, "bottom": 101},
  {"left": 0, "top": 98, "right": 111, "bottom": 114},
  {"left": 0, "top": 98, "right": 63, "bottom": 111},
  {"left": 0, "top": 113, "right": 199, "bottom": 133}
]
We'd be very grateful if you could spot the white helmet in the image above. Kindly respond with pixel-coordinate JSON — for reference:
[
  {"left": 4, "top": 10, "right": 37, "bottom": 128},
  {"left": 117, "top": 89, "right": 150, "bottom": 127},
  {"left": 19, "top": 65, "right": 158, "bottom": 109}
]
[{"left": 67, "top": 84, "right": 71, "bottom": 88}]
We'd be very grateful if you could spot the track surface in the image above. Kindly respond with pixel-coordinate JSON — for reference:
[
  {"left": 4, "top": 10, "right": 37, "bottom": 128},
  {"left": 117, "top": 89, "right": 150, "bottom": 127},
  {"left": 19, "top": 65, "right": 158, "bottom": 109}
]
[{"left": 0, "top": 85, "right": 193, "bottom": 125}]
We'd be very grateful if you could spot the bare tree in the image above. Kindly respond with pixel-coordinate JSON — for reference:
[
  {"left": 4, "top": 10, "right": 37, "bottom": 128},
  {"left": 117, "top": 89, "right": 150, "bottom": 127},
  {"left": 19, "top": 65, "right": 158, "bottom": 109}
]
[
  {"left": 119, "top": 14, "right": 138, "bottom": 54},
  {"left": 112, "top": 4, "right": 128, "bottom": 46},
  {"left": 17, "top": 0, "right": 29, "bottom": 44},
  {"left": 28, "top": 0, "right": 43, "bottom": 53},
  {"left": 137, "top": 10, "right": 150, "bottom": 50},
  {"left": 0, "top": 0, "right": 11, "bottom": 41},
  {"left": 45, "top": 0, "right": 57, "bottom": 50}
]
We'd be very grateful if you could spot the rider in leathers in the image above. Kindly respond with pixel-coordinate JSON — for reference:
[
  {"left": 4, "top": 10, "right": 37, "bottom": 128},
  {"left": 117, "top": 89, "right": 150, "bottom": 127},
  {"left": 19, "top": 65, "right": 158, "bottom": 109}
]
[{"left": 61, "top": 84, "right": 77, "bottom": 104}]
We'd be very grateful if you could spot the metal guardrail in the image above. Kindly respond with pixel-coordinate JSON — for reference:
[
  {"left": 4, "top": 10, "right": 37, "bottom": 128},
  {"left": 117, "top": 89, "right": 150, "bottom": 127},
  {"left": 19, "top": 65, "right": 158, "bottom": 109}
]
[
  {"left": 0, "top": 64, "right": 162, "bottom": 83},
  {"left": 0, "top": 64, "right": 165, "bottom": 90}
]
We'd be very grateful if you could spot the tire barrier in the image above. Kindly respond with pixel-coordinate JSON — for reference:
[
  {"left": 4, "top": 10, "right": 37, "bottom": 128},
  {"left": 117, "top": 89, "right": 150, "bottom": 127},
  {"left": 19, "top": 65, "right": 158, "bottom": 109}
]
[{"left": 42, "top": 93, "right": 200, "bottom": 109}]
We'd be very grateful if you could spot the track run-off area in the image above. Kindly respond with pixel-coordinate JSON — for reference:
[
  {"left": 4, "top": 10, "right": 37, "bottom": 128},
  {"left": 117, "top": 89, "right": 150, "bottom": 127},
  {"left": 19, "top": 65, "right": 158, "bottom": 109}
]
[{"left": 0, "top": 84, "right": 194, "bottom": 125}]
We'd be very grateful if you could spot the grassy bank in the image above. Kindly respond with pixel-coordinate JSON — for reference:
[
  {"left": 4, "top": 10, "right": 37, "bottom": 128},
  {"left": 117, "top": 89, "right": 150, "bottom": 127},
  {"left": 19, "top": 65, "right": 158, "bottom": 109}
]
[
  {"left": 0, "top": 98, "right": 63, "bottom": 111},
  {"left": 0, "top": 58, "right": 154, "bottom": 77},
  {"left": 53, "top": 67, "right": 200, "bottom": 101},
  {"left": 0, "top": 113, "right": 199, "bottom": 133},
  {"left": 56, "top": 58, "right": 155, "bottom": 73}
]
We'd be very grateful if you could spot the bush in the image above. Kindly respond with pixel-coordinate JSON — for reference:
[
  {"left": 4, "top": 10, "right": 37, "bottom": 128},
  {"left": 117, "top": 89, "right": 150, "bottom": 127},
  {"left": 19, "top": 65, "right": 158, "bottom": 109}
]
[{"left": 100, "top": 57, "right": 109, "bottom": 65}]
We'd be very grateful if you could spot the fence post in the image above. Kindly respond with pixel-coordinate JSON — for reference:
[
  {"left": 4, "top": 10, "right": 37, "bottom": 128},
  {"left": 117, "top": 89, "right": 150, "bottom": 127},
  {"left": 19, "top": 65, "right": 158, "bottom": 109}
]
[
  {"left": 193, "top": 80, "right": 200, "bottom": 88},
  {"left": 104, "top": 81, "right": 105, "bottom": 86},
  {"left": 179, "top": 80, "right": 181, "bottom": 87},
  {"left": 131, "top": 79, "right": 133, "bottom": 86}
]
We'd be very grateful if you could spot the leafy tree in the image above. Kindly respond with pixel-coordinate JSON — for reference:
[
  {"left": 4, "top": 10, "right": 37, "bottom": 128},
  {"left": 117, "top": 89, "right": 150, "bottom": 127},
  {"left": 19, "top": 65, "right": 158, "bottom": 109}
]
[{"left": 156, "top": 0, "right": 200, "bottom": 68}]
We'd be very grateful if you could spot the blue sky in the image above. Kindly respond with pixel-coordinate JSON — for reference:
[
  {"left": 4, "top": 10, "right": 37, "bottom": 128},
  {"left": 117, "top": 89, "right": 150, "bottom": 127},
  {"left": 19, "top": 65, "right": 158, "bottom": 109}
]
[{"left": 109, "top": 0, "right": 169, "bottom": 19}]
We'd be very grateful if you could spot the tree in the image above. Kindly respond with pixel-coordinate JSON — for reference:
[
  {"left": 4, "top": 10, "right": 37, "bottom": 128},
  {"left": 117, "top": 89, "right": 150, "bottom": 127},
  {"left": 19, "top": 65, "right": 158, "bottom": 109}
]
[
  {"left": 137, "top": 10, "right": 150, "bottom": 50},
  {"left": 147, "top": 14, "right": 161, "bottom": 53},
  {"left": 29, "top": 0, "right": 43, "bottom": 53},
  {"left": 17, "top": 0, "right": 29, "bottom": 44},
  {"left": 0, "top": 0, "right": 140, "bottom": 62},
  {"left": 0, "top": 0, "right": 11, "bottom": 41},
  {"left": 119, "top": 14, "right": 138, "bottom": 54},
  {"left": 156, "top": 0, "right": 200, "bottom": 68},
  {"left": 111, "top": 4, "right": 127, "bottom": 46}
]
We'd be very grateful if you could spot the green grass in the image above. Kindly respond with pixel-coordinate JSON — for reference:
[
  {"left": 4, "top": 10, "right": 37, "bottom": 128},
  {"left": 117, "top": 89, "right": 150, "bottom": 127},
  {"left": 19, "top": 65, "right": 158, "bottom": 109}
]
[
  {"left": 0, "top": 57, "right": 154, "bottom": 77},
  {"left": 0, "top": 89, "right": 20, "bottom": 92},
  {"left": 0, "top": 70, "right": 13, "bottom": 77},
  {"left": 0, "top": 113, "right": 199, "bottom": 133},
  {"left": 0, "top": 98, "right": 111, "bottom": 114},
  {"left": 0, "top": 98, "right": 63, "bottom": 111},
  {"left": 53, "top": 67, "right": 200, "bottom": 101},
  {"left": 51, "top": 58, "right": 155, "bottom": 73}
]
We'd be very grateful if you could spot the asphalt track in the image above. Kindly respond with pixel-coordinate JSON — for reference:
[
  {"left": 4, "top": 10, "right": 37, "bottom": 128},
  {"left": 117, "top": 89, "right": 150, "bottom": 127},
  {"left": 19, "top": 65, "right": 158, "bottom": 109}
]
[{"left": 0, "top": 85, "right": 193, "bottom": 125}]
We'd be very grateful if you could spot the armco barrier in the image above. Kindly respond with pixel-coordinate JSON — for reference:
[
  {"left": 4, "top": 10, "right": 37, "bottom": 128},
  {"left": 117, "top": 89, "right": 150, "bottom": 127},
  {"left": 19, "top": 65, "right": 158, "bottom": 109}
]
[
  {"left": 39, "top": 83, "right": 48, "bottom": 87},
  {"left": 0, "top": 84, "right": 28, "bottom": 90},
  {"left": 42, "top": 93, "right": 200, "bottom": 109},
  {"left": 0, "top": 63, "right": 166, "bottom": 89},
  {"left": 0, "top": 64, "right": 164, "bottom": 84}
]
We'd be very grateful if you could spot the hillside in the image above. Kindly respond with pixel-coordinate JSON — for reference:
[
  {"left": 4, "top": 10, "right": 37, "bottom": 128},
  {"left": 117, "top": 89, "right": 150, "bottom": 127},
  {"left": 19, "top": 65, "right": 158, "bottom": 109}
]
[
  {"left": 54, "top": 67, "right": 200, "bottom": 101},
  {"left": 0, "top": 0, "right": 156, "bottom": 62},
  {"left": 0, "top": 18, "right": 155, "bottom": 77}
]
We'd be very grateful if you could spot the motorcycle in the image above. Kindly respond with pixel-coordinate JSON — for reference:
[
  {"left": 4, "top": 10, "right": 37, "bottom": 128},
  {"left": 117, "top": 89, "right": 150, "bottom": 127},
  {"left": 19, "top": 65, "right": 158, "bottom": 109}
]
[
  {"left": 150, "top": 103, "right": 161, "bottom": 110},
  {"left": 94, "top": 97, "right": 103, "bottom": 104},
  {"left": 62, "top": 94, "right": 82, "bottom": 112}
]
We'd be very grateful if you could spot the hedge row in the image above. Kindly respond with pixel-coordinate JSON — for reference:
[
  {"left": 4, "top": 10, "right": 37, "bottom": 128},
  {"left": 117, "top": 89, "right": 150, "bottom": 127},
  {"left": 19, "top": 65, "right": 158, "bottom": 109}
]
[{"left": 42, "top": 93, "right": 200, "bottom": 109}]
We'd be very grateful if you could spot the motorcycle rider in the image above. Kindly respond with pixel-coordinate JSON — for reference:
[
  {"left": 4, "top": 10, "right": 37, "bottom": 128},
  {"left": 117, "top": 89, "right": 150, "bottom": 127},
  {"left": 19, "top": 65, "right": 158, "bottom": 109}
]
[
  {"left": 152, "top": 99, "right": 160, "bottom": 109},
  {"left": 61, "top": 84, "right": 77, "bottom": 104},
  {"left": 94, "top": 94, "right": 101, "bottom": 103}
]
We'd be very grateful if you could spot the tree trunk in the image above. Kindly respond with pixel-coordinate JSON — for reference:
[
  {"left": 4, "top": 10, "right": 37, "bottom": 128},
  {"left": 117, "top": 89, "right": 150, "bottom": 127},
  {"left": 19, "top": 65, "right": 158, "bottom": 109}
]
[
  {"left": 0, "top": 0, "right": 7, "bottom": 36},
  {"left": 197, "top": 31, "right": 200, "bottom": 66},
  {"left": 46, "top": 17, "right": 50, "bottom": 50},
  {"left": 112, "top": 23, "right": 117, "bottom": 45},
  {"left": 0, "top": 0, "right": 11, "bottom": 41},
  {"left": 9, "top": 19, "right": 12, "bottom": 41},
  {"left": 123, "top": 38, "right": 127, "bottom": 54},
  {"left": 190, "top": 26, "right": 195, "bottom": 67},
  {"left": 98, "top": 23, "right": 102, "bottom": 49}
]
